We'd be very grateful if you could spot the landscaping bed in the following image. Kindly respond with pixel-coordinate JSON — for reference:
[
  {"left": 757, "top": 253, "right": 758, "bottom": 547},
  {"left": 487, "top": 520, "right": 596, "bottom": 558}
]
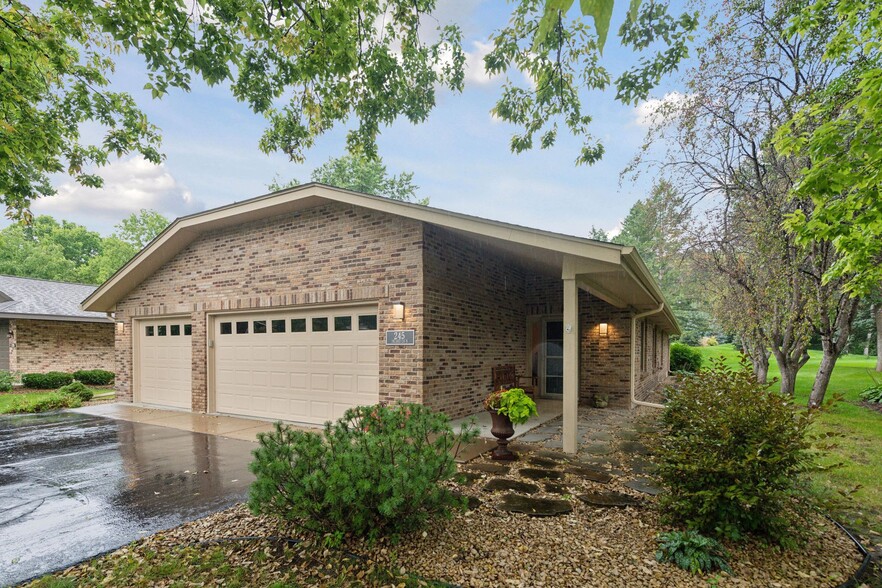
[{"left": 29, "top": 443, "right": 862, "bottom": 588}]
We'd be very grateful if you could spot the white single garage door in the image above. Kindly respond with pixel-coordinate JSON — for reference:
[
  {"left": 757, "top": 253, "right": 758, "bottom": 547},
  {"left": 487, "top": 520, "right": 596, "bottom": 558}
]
[
  {"left": 138, "top": 318, "right": 193, "bottom": 409},
  {"left": 214, "top": 304, "right": 379, "bottom": 424}
]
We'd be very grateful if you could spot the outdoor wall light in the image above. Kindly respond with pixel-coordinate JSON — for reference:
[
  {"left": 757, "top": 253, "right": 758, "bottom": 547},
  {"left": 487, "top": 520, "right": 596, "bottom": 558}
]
[
  {"left": 598, "top": 322, "right": 609, "bottom": 337},
  {"left": 392, "top": 302, "right": 405, "bottom": 321},
  {"left": 115, "top": 321, "right": 125, "bottom": 334}
]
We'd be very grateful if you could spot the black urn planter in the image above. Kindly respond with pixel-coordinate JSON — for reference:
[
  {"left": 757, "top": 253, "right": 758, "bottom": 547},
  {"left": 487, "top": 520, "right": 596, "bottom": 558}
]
[{"left": 488, "top": 409, "right": 517, "bottom": 461}]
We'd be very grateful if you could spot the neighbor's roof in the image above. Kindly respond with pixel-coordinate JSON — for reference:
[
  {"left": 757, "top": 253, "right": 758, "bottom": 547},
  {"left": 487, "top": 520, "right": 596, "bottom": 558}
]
[
  {"left": 0, "top": 275, "right": 112, "bottom": 323},
  {"left": 82, "top": 183, "right": 680, "bottom": 334}
]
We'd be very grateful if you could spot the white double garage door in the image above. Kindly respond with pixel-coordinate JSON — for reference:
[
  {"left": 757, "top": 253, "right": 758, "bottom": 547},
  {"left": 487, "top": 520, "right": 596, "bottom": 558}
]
[{"left": 137, "top": 304, "right": 380, "bottom": 424}]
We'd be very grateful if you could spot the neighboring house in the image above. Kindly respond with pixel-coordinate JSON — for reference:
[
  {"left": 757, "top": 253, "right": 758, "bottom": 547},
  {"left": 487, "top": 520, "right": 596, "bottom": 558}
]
[
  {"left": 83, "top": 184, "right": 679, "bottom": 452},
  {"left": 0, "top": 275, "right": 114, "bottom": 375}
]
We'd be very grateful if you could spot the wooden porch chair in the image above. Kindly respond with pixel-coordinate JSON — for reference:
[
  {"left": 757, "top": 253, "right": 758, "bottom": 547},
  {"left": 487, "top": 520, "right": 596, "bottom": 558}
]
[{"left": 491, "top": 364, "right": 537, "bottom": 397}]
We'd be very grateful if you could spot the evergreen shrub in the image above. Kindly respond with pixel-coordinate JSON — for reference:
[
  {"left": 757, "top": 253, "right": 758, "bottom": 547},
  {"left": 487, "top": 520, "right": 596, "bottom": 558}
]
[
  {"left": 22, "top": 372, "right": 74, "bottom": 389},
  {"left": 73, "top": 369, "right": 115, "bottom": 385},
  {"left": 670, "top": 343, "right": 702, "bottom": 373},
  {"left": 58, "top": 381, "right": 94, "bottom": 401},
  {"left": 657, "top": 358, "right": 817, "bottom": 547},
  {"left": 248, "top": 403, "right": 478, "bottom": 541}
]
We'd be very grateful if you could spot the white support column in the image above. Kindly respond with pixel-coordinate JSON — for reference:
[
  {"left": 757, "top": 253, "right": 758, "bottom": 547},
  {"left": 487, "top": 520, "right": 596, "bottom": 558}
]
[{"left": 562, "top": 275, "right": 580, "bottom": 454}]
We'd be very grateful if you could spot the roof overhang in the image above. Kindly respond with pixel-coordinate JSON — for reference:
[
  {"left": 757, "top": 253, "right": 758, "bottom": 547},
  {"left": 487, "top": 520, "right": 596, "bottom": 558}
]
[
  {"left": 0, "top": 313, "right": 113, "bottom": 324},
  {"left": 82, "top": 183, "right": 680, "bottom": 334}
]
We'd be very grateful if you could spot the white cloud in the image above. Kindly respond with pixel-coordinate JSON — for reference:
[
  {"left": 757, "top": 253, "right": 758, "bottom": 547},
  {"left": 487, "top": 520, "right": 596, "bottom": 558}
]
[
  {"left": 633, "top": 91, "right": 690, "bottom": 127},
  {"left": 37, "top": 156, "right": 203, "bottom": 230},
  {"left": 464, "top": 41, "right": 500, "bottom": 87},
  {"left": 607, "top": 223, "right": 623, "bottom": 239}
]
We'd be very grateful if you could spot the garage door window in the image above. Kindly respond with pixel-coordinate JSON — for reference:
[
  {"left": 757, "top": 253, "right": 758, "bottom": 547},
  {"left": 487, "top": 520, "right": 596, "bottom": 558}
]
[
  {"left": 312, "top": 317, "right": 328, "bottom": 332},
  {"left": 158, "top": 325, "right": 167, "bottom": 336},
  {"left": 358, "top": 315, "right": 377, "bottom": 331},
  {"left": 291, "top": 318, "right": 306, "bottom": 332},
  {"left": 236, "top": 321, "right": 249, "bottom": 334},
  {"left": 220, "top": 322, "right": 232, "bottom": 335},
  {"left": 170, "top": 325, "right": 180, "bottom": 336},
  {"left": 184, "top": 324, "right": 192, "bottom": 336},
  {"left": 254, "top": 320, "right": 267, "bottom": 334},
  {"left": 272, "top": 319, "right": 285, "bottom": 333},
  {"left": 145, "top": 326, "right": 154, "bottom": 336},
  {"left": 334, "top": 316, "right": 352, "bottom": 331}
]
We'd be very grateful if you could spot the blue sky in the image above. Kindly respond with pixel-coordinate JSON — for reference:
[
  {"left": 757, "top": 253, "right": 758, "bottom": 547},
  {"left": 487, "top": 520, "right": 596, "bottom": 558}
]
[{"left": 29, "top": 0, "right": 697, "bottom": 238}]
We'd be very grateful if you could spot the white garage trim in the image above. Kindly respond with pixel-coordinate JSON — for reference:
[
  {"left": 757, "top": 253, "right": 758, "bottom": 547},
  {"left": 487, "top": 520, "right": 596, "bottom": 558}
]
[
  {"left": 207, "top": 302, "right": 380, "bottom": 424},
  {"left": 133, "top": 315, "right": 193, "bottom": 409}
]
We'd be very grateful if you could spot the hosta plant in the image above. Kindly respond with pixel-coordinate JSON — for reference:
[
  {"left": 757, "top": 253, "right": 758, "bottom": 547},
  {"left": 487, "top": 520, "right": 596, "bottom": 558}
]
[
  {"left": 859, "top": 375, "right": 882, "bottom": 403},
  {"left": 656, "top": 530, "right": 732, "bottom": 575}
]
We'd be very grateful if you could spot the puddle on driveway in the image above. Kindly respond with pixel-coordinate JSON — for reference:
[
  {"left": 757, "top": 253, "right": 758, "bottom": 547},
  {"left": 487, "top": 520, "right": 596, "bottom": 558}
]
[{"left": 0, "top": 411, "right": 256, "bottom": 586}]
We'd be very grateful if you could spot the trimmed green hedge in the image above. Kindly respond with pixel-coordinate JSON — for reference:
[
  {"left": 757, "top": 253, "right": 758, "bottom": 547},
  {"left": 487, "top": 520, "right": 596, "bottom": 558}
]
[
  {"left": 73, "top": 369, "right": 115, "bottom": 385},
  {"left": 670, "top": 343, "right": 703, "bottom": 373},
  {"left": 22, "top": 372, "right": 74, "bottom": 389}
]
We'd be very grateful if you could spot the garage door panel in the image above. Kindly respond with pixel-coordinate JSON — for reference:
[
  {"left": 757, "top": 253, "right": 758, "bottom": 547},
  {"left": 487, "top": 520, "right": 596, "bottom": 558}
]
[
  {"left": 214, "top": 305, "right": 379, "bottom": 424},
  {"left": 138, "top": 318, "right": 192, "bottom": 409}
]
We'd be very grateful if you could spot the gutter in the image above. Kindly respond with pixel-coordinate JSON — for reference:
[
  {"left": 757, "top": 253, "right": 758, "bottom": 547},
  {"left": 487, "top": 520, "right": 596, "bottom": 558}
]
[{"left": 630, "top": 303, "right": 667, "bottom": 409}]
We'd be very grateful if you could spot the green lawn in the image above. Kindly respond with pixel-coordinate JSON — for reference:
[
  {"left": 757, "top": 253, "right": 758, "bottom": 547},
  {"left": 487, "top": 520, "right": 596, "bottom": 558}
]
[
  {"left": 0, "top": 389, "right": 114, "bottom": 414},
  {"left": 696, "top": 344, "right": 882, "bottom": 536}
]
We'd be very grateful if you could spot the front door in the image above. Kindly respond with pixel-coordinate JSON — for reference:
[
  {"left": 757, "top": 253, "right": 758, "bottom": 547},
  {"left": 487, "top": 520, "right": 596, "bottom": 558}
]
[{"left": 541, "top": 319, "right": 564, "bottom": 397}]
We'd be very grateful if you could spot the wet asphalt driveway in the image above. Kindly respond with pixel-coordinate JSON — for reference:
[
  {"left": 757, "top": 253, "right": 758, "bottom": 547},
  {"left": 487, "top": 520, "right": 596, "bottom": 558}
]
[{"left": 0, "top": 411, "right": 257, "bottom": 586}]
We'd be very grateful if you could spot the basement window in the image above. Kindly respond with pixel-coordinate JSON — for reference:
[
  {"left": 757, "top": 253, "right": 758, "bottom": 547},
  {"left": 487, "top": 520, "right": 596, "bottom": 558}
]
[
  {"left": 170, "top": 325, "right": 180, "bottom": 336},
  {"left": 312, "top": 317, "right": 328, "bottom": 332},
  {"left": 291, "top": 318, "right": 306, "bottom": 333},
  {"left": 157, "top": 325, "right": 167, "bottom": 336},
  {"left": 220, "top": 322, "right": 232, "bottom": 335},
  {"left": 145, "top": 326, "right": 154, "bottom": 337},
  {"left": 334, "top": 316, "right": 352, "bottom": 331},
  {"left": 358, "top": 315, "right": 378, "bottom": 331},
  {"left": 253, "top": 320, "right": 267, "bottom": 334},
  {"left": 271, "top": 320, "right": 286, "bottom": 333},
  {"left": 236, "top": 321, "right": 249, "bottom": 334}
]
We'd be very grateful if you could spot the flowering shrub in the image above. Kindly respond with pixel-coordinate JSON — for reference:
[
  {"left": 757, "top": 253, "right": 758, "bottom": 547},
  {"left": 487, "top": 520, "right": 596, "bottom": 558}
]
[{"left": 248, "top": 403, "right": 477, "bottom": 541}]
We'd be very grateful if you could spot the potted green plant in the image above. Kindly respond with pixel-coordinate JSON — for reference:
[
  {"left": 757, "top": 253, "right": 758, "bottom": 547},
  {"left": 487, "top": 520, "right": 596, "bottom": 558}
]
[{"left": 483, "top": 387, "right": 538, "bottom": 460}]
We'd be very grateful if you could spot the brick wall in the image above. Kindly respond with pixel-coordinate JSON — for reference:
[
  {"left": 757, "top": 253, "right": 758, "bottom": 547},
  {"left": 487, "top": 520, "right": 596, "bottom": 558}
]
[
  {"left": 634, "top": 317, "right": 671, "bottom": 402},
  {"left": 422, "top": 226, "right": 529, "bottom": 418},
  {"left": 11, "top": 319, "right": 114, "bottom": 374},
  {"left": 114, "top": 202, "right": 425, "bottom": 410}
]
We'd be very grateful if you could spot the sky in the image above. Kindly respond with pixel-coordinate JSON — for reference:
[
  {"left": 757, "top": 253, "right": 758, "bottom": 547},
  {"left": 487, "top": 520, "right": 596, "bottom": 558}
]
[{"left": 26, "top": 0, "right": 698, "bottom": 239}]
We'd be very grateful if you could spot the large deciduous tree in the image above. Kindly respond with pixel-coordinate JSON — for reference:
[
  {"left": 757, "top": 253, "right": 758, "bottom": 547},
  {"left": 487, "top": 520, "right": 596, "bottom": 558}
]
[
  {"left": 2, "top": 0, "right": 697, "bottom": 218},
  {"left": 630, "top": 0, "right": 859, "bottom": 402}
]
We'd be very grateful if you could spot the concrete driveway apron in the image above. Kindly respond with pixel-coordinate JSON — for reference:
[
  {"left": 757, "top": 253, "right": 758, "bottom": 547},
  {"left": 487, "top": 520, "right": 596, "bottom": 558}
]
[{"left": 0, "top": 411, "right": 256, "bottom": 586}]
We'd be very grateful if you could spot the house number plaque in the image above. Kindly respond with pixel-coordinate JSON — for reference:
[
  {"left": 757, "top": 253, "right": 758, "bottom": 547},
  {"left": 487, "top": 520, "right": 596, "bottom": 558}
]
[{"left": 385, "top": 330, "right": 415, "bottom": 346}]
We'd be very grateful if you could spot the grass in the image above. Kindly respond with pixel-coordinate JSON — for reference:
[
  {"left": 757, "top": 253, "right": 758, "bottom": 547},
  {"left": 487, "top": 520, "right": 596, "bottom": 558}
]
[
  {"left": 696, "top": 344, "right": 882, "bottom": 537},
  {"left": 0, "top": 388, "right": 113, "bottom": 414}
]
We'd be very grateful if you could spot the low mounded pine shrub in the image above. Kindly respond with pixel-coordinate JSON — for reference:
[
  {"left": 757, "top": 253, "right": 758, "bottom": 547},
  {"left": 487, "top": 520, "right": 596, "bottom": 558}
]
[
  {"left": 73, "top": 369, "right": 115, "bottom": 386},
  {"left": 248, "top": 403, "right": 478, "bottom": 542},
  {"left": 669, "top": 343, "right": 702, "bottom": 373},
  {"left": 58, "top": 381, "right": 94, "bottom": 401},
  {"left": 657, "top": 357, "right": 817, "bottom": 547},
  {"left": 21, "top": 372, "right": 74, "bottom": 389},
  {"left": 656, "top": 530, "right": 732, "bottom": 575}
]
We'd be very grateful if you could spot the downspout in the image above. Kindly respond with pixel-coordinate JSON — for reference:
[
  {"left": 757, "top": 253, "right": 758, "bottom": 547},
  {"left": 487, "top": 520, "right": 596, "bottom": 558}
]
[{"left": 630, "top": 303, "right": 666, "bottom": 409}]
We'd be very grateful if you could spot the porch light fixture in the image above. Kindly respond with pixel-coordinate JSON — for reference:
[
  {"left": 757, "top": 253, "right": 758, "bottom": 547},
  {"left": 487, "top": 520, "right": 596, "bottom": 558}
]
[
  {"left": 598, "top": 322, "right": 609, "bottom": 337},
  {"left": 115, "top": 320, "right": 125, "bottom": 334},
  {"left": 392, "top": 302, "right": 405, "bottom": 321}
]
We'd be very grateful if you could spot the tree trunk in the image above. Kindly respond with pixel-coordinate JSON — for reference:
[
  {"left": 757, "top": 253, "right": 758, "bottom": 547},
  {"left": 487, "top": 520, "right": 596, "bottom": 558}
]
[
  {"left": 778, "top": 361, "right": 798, "bottom": 397},
  {"left": 864, "top": 304, "right": 874, "bottom": 357},
  {"left": 876, "top": 305, "right": 882, "bottom": 372},
  {"left": 808, "top": 352, "right": 836, "bottom": 408},
  {"left": 808, "top": 296, "right": 860, "bottom": 408}
]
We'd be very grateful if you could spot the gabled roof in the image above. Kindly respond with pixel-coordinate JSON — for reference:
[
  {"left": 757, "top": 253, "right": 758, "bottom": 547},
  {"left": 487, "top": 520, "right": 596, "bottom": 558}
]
[
  {"left": 0, "top": 275, "right": 112, "bottom": 323},
  {"left": 82, "top": 183, "right": 679, "bottom": 334}
]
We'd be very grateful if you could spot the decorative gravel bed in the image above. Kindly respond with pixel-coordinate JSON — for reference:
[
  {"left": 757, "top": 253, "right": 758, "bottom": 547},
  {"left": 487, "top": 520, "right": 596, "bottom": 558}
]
[{"left": 31, "top": 442, "right": 863, "bottom": 588}]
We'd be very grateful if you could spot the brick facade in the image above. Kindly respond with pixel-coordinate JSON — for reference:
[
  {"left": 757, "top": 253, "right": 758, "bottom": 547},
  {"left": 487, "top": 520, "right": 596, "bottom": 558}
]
[
  {"left": 7, "top": 319, "right": 114, "bottom": 374},
  {"left": 112, "top": 200, "right": 672, "bottom": 417}
]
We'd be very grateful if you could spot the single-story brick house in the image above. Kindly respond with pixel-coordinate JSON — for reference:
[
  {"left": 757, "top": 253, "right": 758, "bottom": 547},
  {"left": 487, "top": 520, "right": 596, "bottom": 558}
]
[
  {"left": 0, "top": 275, "right": 114, "bottom": 375},
  {"left": 83, "top": 184, "right": 679, "bottom": 452}
]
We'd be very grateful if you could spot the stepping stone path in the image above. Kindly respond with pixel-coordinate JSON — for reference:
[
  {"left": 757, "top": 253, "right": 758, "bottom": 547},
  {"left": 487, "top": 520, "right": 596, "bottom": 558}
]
[
  {"left": 497, "top": 493, "right": 573, "bottom": 517},
  {"left": 577, "top": 491, "right": 641, "bottom": 508},
  {"left": 615, "top": 430, "right": 640, "bottom": 441},
  {"left": 628, "top": 457, "right": 658, "bottom": 475},
  {"left": 578, "top": 456, "right": 621, "bottom": 469},
  {"left": 457, "top": 472, "right": 484, "bottom": 486},
  {"left": 584, "top": 431, "right": 615, "bottom": 442},
  {"left": 582, "top": 443, "right": 613, "bottom": 456},
  {"left": 618, "top": 441, "right": 651, "bottom": 456},
  {"left": 533, "top": 449, "right": 571, "bottom": 462},
  {"left": 528, "top": 456, "right": 561, "bottom": 468},
  {"left": 565, "top": 465, "right": 612, "bottom": 484},
  {"left": 483, "top": 479, "right": 540, "bottom": 494},
  {"left": 544, "top": 482, "right": 570, "bottom": 494},
  {"left": 623, "top": 477, "right": 663, "bottom": 496},
  {"left": 519, "top": 468, "right": 565, "bottom": 481},
  {"left": 518, "top": 432, "right": 552, "bottom": 443},
  {"left": 451, "top": 491, "right": 483, "bottom": 510},
  {"left": 465, "top": 463, "right": 510, "bottom": 475}
]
